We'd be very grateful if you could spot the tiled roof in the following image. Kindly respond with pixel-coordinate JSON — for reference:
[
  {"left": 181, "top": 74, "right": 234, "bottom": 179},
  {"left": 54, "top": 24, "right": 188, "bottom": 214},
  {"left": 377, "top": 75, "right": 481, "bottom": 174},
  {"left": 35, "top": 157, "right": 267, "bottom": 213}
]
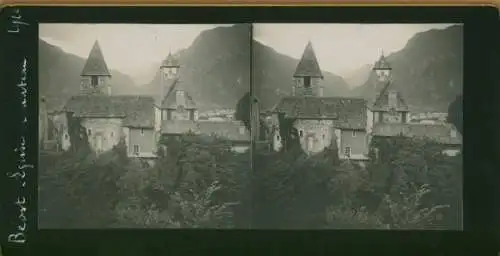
[
  {"left": 81, "top": 40, "right": 111, "bottom": 76},
  {"left": 197, "top": 121, "right": 250, "bottom": 142},
  {"left": 370, "top": 81, "right": 409, "bottom": 112},
  {"left": 161, "top": 120, "right": 250, "bottom": 142},
  {"left": 64, "top": 95, "right": 155, "bottom": 128},
  {"left": 273, "top": 96, "right": 367, "bottom": 129},
  {"left": 161, "top": 120, "right": 199, "bottom": 134},
  {"left": 161, "top": 52, "right": 180, "bottom": 68},
  {"left": 40, "top": 96, "right": 68, "bottom": 114},
  {"left": 161, "top": 80, "right": 197, "bottom": 109},
  {"left": 372, "top": 123, "right": 462, "bottom": 145},
  {"left": 293, "top": 41, "right": 323, "bottom": 78}
]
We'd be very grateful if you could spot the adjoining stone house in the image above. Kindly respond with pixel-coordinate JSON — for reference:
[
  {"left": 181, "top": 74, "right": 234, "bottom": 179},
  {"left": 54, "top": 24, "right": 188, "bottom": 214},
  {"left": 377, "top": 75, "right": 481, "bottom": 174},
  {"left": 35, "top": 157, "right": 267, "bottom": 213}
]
[
  {"left": 155, "top": 51, "right": 250, "bottom": 153},
  {"left": 160, "top": 119, "right": 250, "bottom": 153},
  {"left": 371, "top": 123, "right": 462, "bottom": 157},
  {"left": 267, "top": 41, "right": 462, "bottom": 160}
]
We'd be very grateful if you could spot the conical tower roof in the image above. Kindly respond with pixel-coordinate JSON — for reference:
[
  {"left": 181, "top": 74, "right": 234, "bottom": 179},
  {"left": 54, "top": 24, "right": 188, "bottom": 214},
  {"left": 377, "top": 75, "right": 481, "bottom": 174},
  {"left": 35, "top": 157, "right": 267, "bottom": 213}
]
[
  {"left": 81, "top": 40, "right": 111, "bottom": 76},
  {"left": 161, "top": 51, "right": 180, "bottom": 68},
  {"left": 373, "top": 51, "right": 392, "bottom": 70},
  {"left": 293, "top": 41, "right": 323, "bottom": 78}
]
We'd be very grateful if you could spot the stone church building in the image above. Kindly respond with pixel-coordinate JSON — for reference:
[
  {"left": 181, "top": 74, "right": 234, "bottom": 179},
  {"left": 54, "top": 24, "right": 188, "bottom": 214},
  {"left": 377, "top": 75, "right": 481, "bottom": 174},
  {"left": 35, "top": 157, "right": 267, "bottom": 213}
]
[
  {"left": 267, "top": 41, "right": 462, "bottom": 160},
  {"left": 40, "top": 40, "right": 249, "bottom": 159}
]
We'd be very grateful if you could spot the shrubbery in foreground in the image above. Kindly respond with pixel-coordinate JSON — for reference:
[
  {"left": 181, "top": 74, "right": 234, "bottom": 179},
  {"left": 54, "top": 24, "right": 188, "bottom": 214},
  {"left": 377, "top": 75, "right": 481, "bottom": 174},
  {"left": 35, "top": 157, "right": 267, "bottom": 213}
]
[{"left": 39, "top": 134, "right": 461, "bottom": 229}]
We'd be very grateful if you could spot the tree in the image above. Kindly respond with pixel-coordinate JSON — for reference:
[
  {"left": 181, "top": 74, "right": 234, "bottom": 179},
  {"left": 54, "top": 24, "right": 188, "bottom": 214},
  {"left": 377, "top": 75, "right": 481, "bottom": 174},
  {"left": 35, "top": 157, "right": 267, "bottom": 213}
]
[
  {"left": 39, "top": 146, "right": 126, "bottom": 228},
  {"left": 277, "top": 113, "right": 300, "bottom": 152},
  {"left": 447, "top": 94, "right": 462, "bottom": 134},
  {"left": 235, "top": 92, "right": 251, "bottom": 130},
  {"left": 115, "top": 134, "right": 249, "bottom": 228},
  {"left": 66, "top": 113, "right": 91, "bottom": 154},
  {"left": 367, "top": 136, "right": 461, "bottom": 229},
  {"left": 251, "top": 146, "right": 335, "bottom": 229}
]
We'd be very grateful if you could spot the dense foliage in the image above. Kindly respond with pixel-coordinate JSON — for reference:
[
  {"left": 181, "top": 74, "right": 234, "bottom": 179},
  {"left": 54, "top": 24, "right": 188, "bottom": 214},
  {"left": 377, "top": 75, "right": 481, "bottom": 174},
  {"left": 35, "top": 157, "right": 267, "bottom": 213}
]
[{"left": 39, "top": 131, "right": 461, "bottom": 229}]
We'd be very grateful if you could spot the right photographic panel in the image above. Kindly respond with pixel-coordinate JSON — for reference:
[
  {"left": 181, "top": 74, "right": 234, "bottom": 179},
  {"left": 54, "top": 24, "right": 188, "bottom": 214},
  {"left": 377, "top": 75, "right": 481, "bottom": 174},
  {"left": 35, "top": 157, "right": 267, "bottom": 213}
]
[{"left": 251, "top": 23, "right": 463, "bottom": 230}]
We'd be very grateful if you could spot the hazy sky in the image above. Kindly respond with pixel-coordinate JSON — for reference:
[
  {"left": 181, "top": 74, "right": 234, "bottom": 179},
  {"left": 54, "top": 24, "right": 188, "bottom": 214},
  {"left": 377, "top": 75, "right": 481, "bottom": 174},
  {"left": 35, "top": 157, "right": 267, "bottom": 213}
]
[
  {"left": 40, "top": 23, "right": 457, "bottom": 84},
  {"left": 39, "top": 23, "right": 231, "bottom": 84},
  {"left": 254, "top": 23, "right": 457, "bottom": 76}
]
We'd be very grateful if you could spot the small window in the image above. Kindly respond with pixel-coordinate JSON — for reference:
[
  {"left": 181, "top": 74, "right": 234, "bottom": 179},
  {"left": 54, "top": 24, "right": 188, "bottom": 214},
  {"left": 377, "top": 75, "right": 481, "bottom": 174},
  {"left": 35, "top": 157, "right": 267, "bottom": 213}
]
[
  {"left": 111, "top": 132, "right": 114, "bottom": 137},
  {"left": 91, "top": 76, "right": 99, "bottom": 86},
  {"left": 64, "top": 134, "right": 69, "bottom": 140},
  {"left": 303, "top": 77, "right": 311, "bottom": 88},
  {"left": 352, "top": 131, "right": 357, "bottom": 137},
  {"left": 299, "top": 130, "right": 303, "bottom": 137},
  {"left": 133, "top": 145, "right": 139, "bottom": 154},
  {"left": 322, "top": 134, "right": 325, "bottom": 139},
  {"left": 141, "top": 128, "right": 145, "bottom": 136},
  {"left": 276, "top": 135, "right": 280, "bottom": 141},
  {"left": 344, "top": 147, "right": 351, "bottom": 158},
  {"left": 87, "top": 129, "right": 92, "bottom": 136}
]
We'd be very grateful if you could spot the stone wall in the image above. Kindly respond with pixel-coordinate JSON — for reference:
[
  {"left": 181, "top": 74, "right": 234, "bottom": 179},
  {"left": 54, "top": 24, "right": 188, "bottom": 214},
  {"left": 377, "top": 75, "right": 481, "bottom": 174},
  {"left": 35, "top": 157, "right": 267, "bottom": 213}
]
[
  {"left": 294, "top": 119, "right": 335, "bottom": 155},
  {"left": 81, "top": 117, "right": 123, "bottom": 153}
]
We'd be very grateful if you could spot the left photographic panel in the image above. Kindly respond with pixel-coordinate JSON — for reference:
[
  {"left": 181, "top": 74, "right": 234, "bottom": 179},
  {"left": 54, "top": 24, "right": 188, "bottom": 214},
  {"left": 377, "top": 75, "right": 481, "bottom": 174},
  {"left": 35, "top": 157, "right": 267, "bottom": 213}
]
[{"left": 38, "top": 23, "right": 252, "bottom": 229}]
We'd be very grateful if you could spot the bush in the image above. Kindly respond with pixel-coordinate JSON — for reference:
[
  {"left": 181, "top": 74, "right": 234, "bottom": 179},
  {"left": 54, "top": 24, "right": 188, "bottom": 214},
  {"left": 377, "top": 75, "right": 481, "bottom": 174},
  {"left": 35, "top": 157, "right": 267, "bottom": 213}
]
[
  {"left": 39, "top": 147, "right": 126, "bottom": 228},
  {"left": 115, "top": 134, "right": 249, "bottom": 228}
]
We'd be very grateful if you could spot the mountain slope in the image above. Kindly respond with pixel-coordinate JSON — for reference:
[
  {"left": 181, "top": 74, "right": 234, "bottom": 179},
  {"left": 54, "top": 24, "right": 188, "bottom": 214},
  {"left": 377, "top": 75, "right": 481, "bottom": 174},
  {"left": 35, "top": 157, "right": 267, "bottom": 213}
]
[
  {"left": 39, "top": 39, "right": 142, "bottom": 106},
  {"left": 143, "top": 24, "right": 349, "bottom": 111},
  {"left": 143, "top": 24, "right": 252, "bottom": 110},
  {"left": 252, "top": 41, "right": 350, "bottom": 110},
  {"left": 350, "top": 25, "right": 463, "bottom": 112},
  {"left": 343, "top": 64, "right": 373, "bottom": 88}
]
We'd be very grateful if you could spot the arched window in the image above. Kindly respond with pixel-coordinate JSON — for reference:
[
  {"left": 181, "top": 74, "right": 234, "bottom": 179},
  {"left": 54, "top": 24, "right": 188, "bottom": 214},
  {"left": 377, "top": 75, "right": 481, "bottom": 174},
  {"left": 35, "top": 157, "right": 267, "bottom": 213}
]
[
  {"left": 299, "top": 130, "right": 303, "bottom": 137},
  {"left": 91, "top": 76, "right": 99, "bottom": 86},
  {"left": 303, "top": 77, "right": 311, "bottom": 88}
]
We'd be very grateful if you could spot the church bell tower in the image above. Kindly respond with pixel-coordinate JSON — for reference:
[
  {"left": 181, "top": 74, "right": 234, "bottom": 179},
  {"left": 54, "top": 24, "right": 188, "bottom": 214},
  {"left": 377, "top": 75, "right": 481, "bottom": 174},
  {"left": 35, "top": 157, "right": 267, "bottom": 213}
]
[
  {"left": 292, "top": 41, "right": 324, "bottom": 97},
  {"left": 80, "top": 40, "right": 112, "bottom": 95},
  {"left": 160, "top": 51, "right": 181, "bottom": 98}
]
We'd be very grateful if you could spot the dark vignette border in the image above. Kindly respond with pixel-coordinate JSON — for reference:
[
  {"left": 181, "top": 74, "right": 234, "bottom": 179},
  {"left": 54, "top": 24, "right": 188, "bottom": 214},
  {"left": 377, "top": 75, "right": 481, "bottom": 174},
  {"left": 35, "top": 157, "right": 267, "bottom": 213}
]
[{"left": 0, "top": 6, "right": 498, "bottom": 255}]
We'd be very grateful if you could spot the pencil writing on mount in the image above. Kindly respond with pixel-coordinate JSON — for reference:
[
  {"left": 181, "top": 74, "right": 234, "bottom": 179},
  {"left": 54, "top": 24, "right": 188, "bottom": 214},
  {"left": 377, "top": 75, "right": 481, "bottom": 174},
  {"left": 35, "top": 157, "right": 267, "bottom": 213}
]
[{"left": 7, "top": 9, "right": 29, "bottom": 34}]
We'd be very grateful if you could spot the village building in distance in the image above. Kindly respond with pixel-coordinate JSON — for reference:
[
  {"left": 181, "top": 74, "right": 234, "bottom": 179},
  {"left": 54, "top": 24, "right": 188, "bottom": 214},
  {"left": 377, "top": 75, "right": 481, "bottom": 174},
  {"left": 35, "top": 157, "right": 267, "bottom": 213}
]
[
  {"left": 39, "top": 40, "right": 250, "bottom": 161},
  {"left": 262, "top": 41, "right": 462, "bottom": 160}
]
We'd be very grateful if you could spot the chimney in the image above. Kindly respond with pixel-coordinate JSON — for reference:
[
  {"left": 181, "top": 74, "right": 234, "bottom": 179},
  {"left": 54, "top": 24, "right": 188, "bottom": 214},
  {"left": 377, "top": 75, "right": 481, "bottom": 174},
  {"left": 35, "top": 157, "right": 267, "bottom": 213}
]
[
  {"left": 388, "top": 91, "right": 398, "bottom": 107},
  {"left": 176, "top": 90, "right": 186, "bottom": 107}
]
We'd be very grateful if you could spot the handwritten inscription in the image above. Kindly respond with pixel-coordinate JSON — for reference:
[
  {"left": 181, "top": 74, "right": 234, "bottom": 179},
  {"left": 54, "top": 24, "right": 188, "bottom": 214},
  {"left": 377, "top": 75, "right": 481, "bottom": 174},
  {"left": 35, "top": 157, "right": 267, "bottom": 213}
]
[
  {"left": 8, "top": 197, "right": 27, "bottom": 244},
  {"left": 18, "top": 58, "right": 28, "bottom": 108},
  {"left": 7, "top": 58, "right": 32, "bottom": 244},
  {"left": 7, "top": 9, "right": 29, "bottom": 34}
]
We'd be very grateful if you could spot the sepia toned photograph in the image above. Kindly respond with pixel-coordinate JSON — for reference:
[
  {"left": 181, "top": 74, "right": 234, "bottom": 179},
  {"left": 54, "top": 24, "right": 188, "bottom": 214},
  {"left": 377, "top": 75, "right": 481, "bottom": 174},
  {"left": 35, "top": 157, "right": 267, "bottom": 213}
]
[
  {"left": 38, "top": 23, "right": 252, "bottom": 228},
  {"left": 252, "top": 23, "right": 463, "bottom": 229},
  {"left": 37, "top": 22, "right": 463, "bottom": 230}
]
